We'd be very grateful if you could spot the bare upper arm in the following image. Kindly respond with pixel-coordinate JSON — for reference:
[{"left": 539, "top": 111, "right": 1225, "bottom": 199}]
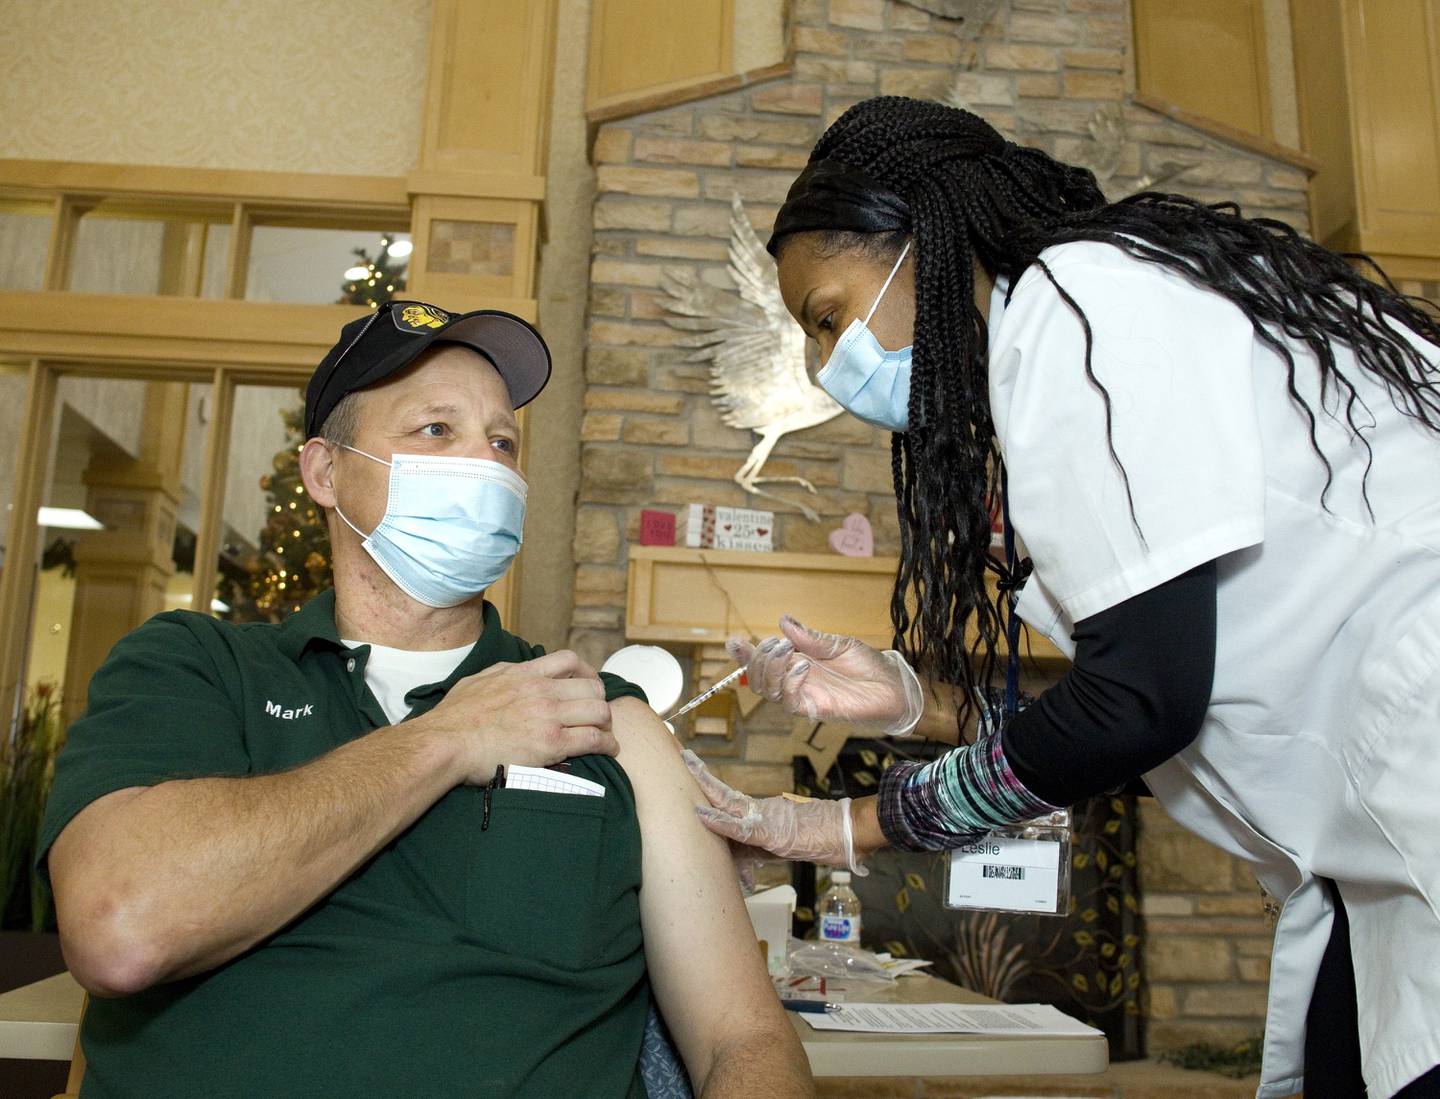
[{"left": 609, "top": 697, "right": 796, "bottom": 1086}]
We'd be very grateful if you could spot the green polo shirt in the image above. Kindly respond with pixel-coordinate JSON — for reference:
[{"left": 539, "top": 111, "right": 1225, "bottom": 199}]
[{"left": 38, "top": 590, "right": 653, "bottom": 1099}]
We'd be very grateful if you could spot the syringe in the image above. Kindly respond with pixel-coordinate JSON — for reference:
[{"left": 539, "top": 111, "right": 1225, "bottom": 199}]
[{"left": 664, "top": 665, "right": 746, "bottom": 722}]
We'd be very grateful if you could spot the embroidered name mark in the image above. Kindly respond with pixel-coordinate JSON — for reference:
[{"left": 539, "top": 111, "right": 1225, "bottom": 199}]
[{"left": 265, "top": 701, "right": 315, "bottom": 720}]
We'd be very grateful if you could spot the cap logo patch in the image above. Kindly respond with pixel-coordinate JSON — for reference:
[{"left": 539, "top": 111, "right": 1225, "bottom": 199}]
[{"left": 396, "top": 304, "right": 450, "bottom": 332}]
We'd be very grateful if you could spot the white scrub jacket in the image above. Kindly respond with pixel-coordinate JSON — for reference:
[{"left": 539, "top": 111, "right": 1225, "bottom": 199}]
[{"left": 988, "top": 241, "right": 1440, "bottom": 1099}]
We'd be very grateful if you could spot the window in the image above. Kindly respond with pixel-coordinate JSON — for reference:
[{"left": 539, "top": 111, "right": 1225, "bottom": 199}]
[
  {"left": 0, "top": 166, "right": 413, "bottom": 731},
  {"left": 0, "top": 185, "right": 411, "bottom": 306},
  {"left": 244, "top": 224, "right": 411, "bottom": 306},
  {"left": 68, "top": 203, "right": 231, "bottom": 297},
  {"left": 0, "top": 202, "right": 52, "bottom": 291}
]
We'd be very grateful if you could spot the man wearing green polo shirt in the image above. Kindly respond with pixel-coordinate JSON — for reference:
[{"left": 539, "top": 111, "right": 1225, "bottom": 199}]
[{"left": 39, "top": 301, "right": 813, "bottom": 1098}]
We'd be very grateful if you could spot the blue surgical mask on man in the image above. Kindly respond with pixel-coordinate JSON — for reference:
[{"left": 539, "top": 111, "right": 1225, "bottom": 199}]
[
  {"left": 815, "top": 241, "right": 914, "bottom": 433},
  {"left": 333, "top": 446, "right": 526, "bottom": 608}
]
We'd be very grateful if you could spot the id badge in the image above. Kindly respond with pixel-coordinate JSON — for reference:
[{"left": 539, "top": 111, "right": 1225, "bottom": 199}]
[{"left": 943, "top": 810, "right": 1071, "bottom": 917}]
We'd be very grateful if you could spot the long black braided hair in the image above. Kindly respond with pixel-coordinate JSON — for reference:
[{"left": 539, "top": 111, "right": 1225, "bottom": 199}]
[{"left": 769, "top": 95, "right": 1440, "bottom": 732}]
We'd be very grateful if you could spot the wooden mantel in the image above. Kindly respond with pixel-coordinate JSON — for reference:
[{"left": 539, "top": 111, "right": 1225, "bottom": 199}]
[
  {"left": 626, "top": 545, "right": 898, "bottom": 649},
  {"left": 625, "top": 546, "right": 1068, "bottom": 672}
]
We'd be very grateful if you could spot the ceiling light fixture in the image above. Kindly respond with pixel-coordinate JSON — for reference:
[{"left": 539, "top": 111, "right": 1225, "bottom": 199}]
[{"left": 37, "top": 507, "right": 103, "bottom": 530}]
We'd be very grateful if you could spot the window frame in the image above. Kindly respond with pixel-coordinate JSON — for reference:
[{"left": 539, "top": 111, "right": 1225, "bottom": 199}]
[{"left": 0, "top": 159, "right": 423, "bottom": 724}]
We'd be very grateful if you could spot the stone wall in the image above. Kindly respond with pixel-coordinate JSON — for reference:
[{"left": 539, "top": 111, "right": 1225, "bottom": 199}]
[
  {"left": 572, "top": 0, "right": 1307, "bottom": 1053},
  {"left": 1137, "top": 801, "right": 1276, "bottom": 1049}
]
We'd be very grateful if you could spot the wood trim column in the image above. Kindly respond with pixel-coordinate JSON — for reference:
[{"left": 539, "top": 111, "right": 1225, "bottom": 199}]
[
  {"left": 406, "top": 0, "right": 560, "bottom": 626},
  {"left": 190, "top": 367, "right": 237, "bottom": 619},
  {"left": 60, "top": 381, "right": 189, "bottom": 726},
  {"left": 0, "top": 361, "right": 58, "bottom": 729}
]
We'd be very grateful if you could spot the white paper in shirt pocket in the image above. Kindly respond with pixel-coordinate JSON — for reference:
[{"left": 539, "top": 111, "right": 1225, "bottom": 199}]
[{"left": 504, "top": 763, "right": 606, "bottom": 797}]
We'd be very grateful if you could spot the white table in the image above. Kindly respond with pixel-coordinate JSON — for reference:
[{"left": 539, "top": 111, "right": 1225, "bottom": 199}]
[
  {"left": 0, "top": 970, "right": 1110, "bottom": 1079},
  {"left": 792, "top": 972, "right": 1109, "bottom": 1078},
  {"left": 0, "top": 971, "right": 84, "bottom": 1062}
]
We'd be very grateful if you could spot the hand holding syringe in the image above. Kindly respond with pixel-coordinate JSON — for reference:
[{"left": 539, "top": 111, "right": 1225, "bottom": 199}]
[{"left": 723, "top": 616, "right": 924, "bottom": 736}]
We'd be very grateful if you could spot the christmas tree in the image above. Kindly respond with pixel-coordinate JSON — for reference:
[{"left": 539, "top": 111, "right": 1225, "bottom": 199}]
[
  {"left": 219, "top": 403, "right": 333, "bottom": 623},
  {"left": 219, "top": 238, "right": 410, "bottom": 622},
  {"left": 340, "top": 235, "right": 410, "bottom": 308}
]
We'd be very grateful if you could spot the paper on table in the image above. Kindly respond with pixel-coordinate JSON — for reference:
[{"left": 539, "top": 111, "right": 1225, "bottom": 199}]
[
  {"left": 800, "top": 1002, "right": 1101, "bottom": 1037},
  {"left": 505, "top": 764, "right": 605, "bottom": 798}
]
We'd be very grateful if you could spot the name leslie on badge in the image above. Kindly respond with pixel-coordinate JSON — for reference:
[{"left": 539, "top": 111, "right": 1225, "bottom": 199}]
[{"left": 947, "top": 835, "right": 1065, "bottom": 915}]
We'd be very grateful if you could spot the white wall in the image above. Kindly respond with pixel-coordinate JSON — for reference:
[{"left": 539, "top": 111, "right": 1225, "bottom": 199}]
[{"left": 0, "top": 0, "right": 431, "bottom": 176}]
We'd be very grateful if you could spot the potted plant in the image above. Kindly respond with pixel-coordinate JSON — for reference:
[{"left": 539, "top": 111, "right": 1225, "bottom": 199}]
[{"left": 0, "top": 681, "right": 66, "bottom": 990}]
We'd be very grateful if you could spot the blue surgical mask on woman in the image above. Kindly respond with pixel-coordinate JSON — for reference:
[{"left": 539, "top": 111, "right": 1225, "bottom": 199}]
[
  {"left": 333, "top": 446, "right": 526, "bottom": 608},
  {"left": 815, "top": 241, "right": 914, "bottom": 432}
]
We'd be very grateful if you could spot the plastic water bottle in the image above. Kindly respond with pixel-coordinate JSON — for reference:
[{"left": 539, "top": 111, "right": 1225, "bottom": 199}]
[{"left": 818, "top": 871, "right": 861, "bottom": 945}]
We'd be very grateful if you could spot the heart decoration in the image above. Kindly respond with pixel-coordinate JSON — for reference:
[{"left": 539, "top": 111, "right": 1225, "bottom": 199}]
[{"left": 828, "top": 512, "right": 874, "bottom": 557}]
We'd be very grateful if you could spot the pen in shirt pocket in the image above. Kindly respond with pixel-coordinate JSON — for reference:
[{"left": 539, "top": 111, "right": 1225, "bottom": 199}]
[{"left": 481, "top": 764, "right": 506, "bottom": 832}]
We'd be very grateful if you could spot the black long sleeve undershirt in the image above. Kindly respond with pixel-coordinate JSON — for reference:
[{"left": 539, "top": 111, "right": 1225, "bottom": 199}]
[{"left": 1001, "top": 560, "right": 1218, "bottom": 807}]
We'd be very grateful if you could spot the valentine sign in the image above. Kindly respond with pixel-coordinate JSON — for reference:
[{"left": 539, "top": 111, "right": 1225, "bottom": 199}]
[
  {"left": 827, "top": 512, "right": 874, "bottom": 557},
  {"left": 684, "top": 504, "right": 774, "bottom": 552},
  {"left": 639, "top": 509, "right": 677, "bottom": 546}
]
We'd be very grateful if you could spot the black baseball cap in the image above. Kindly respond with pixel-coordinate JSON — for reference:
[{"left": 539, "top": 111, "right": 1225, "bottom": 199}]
[{"left": 304, "top": 300, "right": 552, "bottom": 439}]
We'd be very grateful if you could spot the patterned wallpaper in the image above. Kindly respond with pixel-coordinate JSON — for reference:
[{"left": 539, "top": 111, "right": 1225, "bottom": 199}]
[{"left": 0, "top": 0, "right": 431, "bottom": 177}]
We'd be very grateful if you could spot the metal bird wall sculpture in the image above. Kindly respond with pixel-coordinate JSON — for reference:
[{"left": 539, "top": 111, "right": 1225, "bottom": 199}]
[
  {"left": 660, "top": 194, "right": 843, "bottom": 522},
  {"left": 1067, "top": 103, "right": 1198, "bottom": 198}
]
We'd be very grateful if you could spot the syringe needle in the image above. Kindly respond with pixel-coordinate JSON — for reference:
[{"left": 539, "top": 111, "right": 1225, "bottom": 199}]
[{"left": 665, "top": 665, "right": 746, "bottom": 722}]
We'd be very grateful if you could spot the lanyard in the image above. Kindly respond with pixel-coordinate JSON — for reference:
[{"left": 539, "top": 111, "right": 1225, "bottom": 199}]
[
  {"left": 951, "top": 474, "right": 1070, "bottom": 920},
  {"left": 997, "top": 472, "right": 1030, "bottom": 722}
]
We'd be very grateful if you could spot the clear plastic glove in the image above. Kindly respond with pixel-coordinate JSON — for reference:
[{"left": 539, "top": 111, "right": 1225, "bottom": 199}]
[
  {"left": 683, "top": 749, "right": 868, "bottom": 875},
  {"left": 727, "top": 615, "right": 924, "bottom": 736}
]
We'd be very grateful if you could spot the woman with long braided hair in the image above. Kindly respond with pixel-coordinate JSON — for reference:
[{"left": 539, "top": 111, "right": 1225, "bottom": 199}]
[{"left": 685, "top": 96, "right": 1440, "bottom": 1098}]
